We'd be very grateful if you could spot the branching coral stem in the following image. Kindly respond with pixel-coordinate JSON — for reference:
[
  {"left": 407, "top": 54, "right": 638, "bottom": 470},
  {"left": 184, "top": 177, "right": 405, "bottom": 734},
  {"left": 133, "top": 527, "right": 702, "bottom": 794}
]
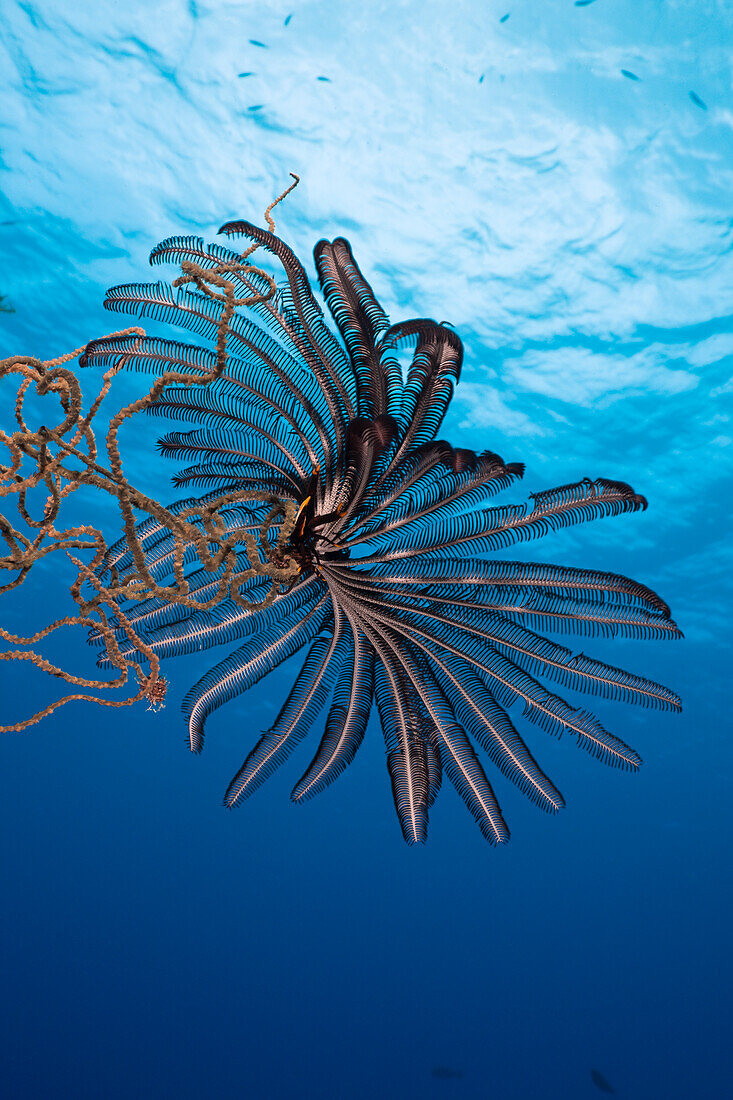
[{"left": 0, "top": 176, "right": 301, "bottom": 730}]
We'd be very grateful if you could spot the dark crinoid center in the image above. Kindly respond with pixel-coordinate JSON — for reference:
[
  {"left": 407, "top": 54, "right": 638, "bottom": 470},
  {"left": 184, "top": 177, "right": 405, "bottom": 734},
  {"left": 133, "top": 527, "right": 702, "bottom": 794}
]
[
  {"left": 285, "top": 416, "right": 402, "bottom": 571},
  {"left": 87, "top": 225, "right": 681, "bottom": 845},
  {"left": 283, "top": 467, "right": 347, "bottom": 572}
]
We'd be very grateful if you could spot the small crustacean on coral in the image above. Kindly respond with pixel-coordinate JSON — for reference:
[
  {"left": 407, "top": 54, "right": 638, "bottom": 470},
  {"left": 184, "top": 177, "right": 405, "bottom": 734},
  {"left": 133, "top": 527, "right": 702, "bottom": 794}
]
[{"left": 0, "top": 176, "right": 681, "bottom": 844}]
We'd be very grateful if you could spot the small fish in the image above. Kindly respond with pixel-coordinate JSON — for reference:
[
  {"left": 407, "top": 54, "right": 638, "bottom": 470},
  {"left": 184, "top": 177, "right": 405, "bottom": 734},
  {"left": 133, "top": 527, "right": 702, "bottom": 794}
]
[
  {"left": 248, "top": 104, "right": 263, "bottom": 111},
  {"left": 621, "top": 69, "right": 640, "bottom": 81},
  {"left": 689, "top": 90, "right": 708, "bottom": 110},
  {"left": 478, "top": 74, "right": 484, "bottom": 83},
  {"left": 237, "top": 72, "right": 254, "bottom": 78},
  {"left": 249, "top": 39, "right": 267, "bottom": 48},
  {"left": 500, "top": 13, "right": 510, "bottom": 22},
  {"left": 432, "top": 1066, "right": 463, "bottom": 1080},
  {"left": 316, "top": 75, "right": 331, "bottom": 82},
  {"left": 590, "top": 1068, "right": 615, "bottom": 1094},
  {"left": 284, "top": 13, "right": 292, "bottom": 25},
  {"left": 575, "top": 0, "right": 598, "bottom": 6},
  {"left": 0, "top": 294, "right": 15, "bottom": 314}
]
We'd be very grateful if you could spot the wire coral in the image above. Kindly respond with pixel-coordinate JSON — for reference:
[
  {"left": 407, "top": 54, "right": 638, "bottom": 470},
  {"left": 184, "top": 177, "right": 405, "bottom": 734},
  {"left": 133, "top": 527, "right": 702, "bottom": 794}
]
[
  {"left": 0, "top": 177, "right": 681, "bottom": 843},
  {"left": 0, "top": 177, "right": 301, "bottom": 729}
]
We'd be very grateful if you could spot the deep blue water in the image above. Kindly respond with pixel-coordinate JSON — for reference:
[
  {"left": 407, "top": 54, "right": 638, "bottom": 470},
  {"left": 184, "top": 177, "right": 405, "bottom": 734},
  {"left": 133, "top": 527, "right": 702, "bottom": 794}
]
[{"left": 1, "top": 2, "right": 732, "bottom": 1098}]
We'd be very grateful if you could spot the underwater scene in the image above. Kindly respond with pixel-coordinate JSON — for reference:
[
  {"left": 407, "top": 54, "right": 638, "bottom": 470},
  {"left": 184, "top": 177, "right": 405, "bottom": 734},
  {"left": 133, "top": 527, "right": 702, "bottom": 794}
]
[{"left": 1, "top": 2, "right": 731, "bottom": 1097}]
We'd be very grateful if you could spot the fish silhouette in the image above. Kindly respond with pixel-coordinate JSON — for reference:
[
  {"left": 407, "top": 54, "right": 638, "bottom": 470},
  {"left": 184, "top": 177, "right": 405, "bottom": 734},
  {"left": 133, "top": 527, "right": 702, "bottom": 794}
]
[
  {"left": 500, "top": 12, "right": 510, "bottom": 22},
  {"left": 284, "top": 13, "right": 292, "bottom": 24},
  {"left": 237, "top": 72, "right": 254, "bottom": 78},
  {"left": 575, "top": 0, "right": 598, "bottom": 6},
  {"left": 621, "top": 69, "right": 640, "bottom": 81},
  {"left": 689, "top": 90, "right": 708, "bottom": 110},
  {"left": 249, "top": 39, "right": 267, "bottom": 48},
  {"left": 590, "top": 1068, "right": 615, "bottom": 1093}
]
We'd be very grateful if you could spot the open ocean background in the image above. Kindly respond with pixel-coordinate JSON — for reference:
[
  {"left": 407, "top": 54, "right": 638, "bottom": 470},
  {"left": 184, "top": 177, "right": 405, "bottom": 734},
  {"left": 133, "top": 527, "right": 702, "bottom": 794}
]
[{"left": 1, "top": 2, "right": 732, "bottom": 1097}]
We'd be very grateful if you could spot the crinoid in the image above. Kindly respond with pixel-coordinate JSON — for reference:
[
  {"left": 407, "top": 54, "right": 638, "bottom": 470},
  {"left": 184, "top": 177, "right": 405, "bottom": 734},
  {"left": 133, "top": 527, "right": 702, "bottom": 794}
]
[{"left": 1, "top": 186, "right": 681, "bottom": 844}]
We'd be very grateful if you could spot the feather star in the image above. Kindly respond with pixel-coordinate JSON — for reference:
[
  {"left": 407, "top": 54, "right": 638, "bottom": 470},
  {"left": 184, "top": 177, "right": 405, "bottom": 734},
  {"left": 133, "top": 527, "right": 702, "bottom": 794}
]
[{"left": 86, "top": 222, "right": 681, "bottom": 845}]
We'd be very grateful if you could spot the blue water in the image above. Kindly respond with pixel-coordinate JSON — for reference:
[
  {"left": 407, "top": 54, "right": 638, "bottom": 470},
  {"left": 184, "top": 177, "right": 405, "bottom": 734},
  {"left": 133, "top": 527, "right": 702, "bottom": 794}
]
[{"left": 1, "top": 2, "right": 731, "bottom": 1097}]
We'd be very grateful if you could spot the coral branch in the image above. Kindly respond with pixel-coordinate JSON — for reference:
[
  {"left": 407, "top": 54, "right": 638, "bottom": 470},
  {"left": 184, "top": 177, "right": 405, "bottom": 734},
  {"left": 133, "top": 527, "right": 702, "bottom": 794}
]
[{"left": 0, "top": 179, "right": 301, "bottom": 730}]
